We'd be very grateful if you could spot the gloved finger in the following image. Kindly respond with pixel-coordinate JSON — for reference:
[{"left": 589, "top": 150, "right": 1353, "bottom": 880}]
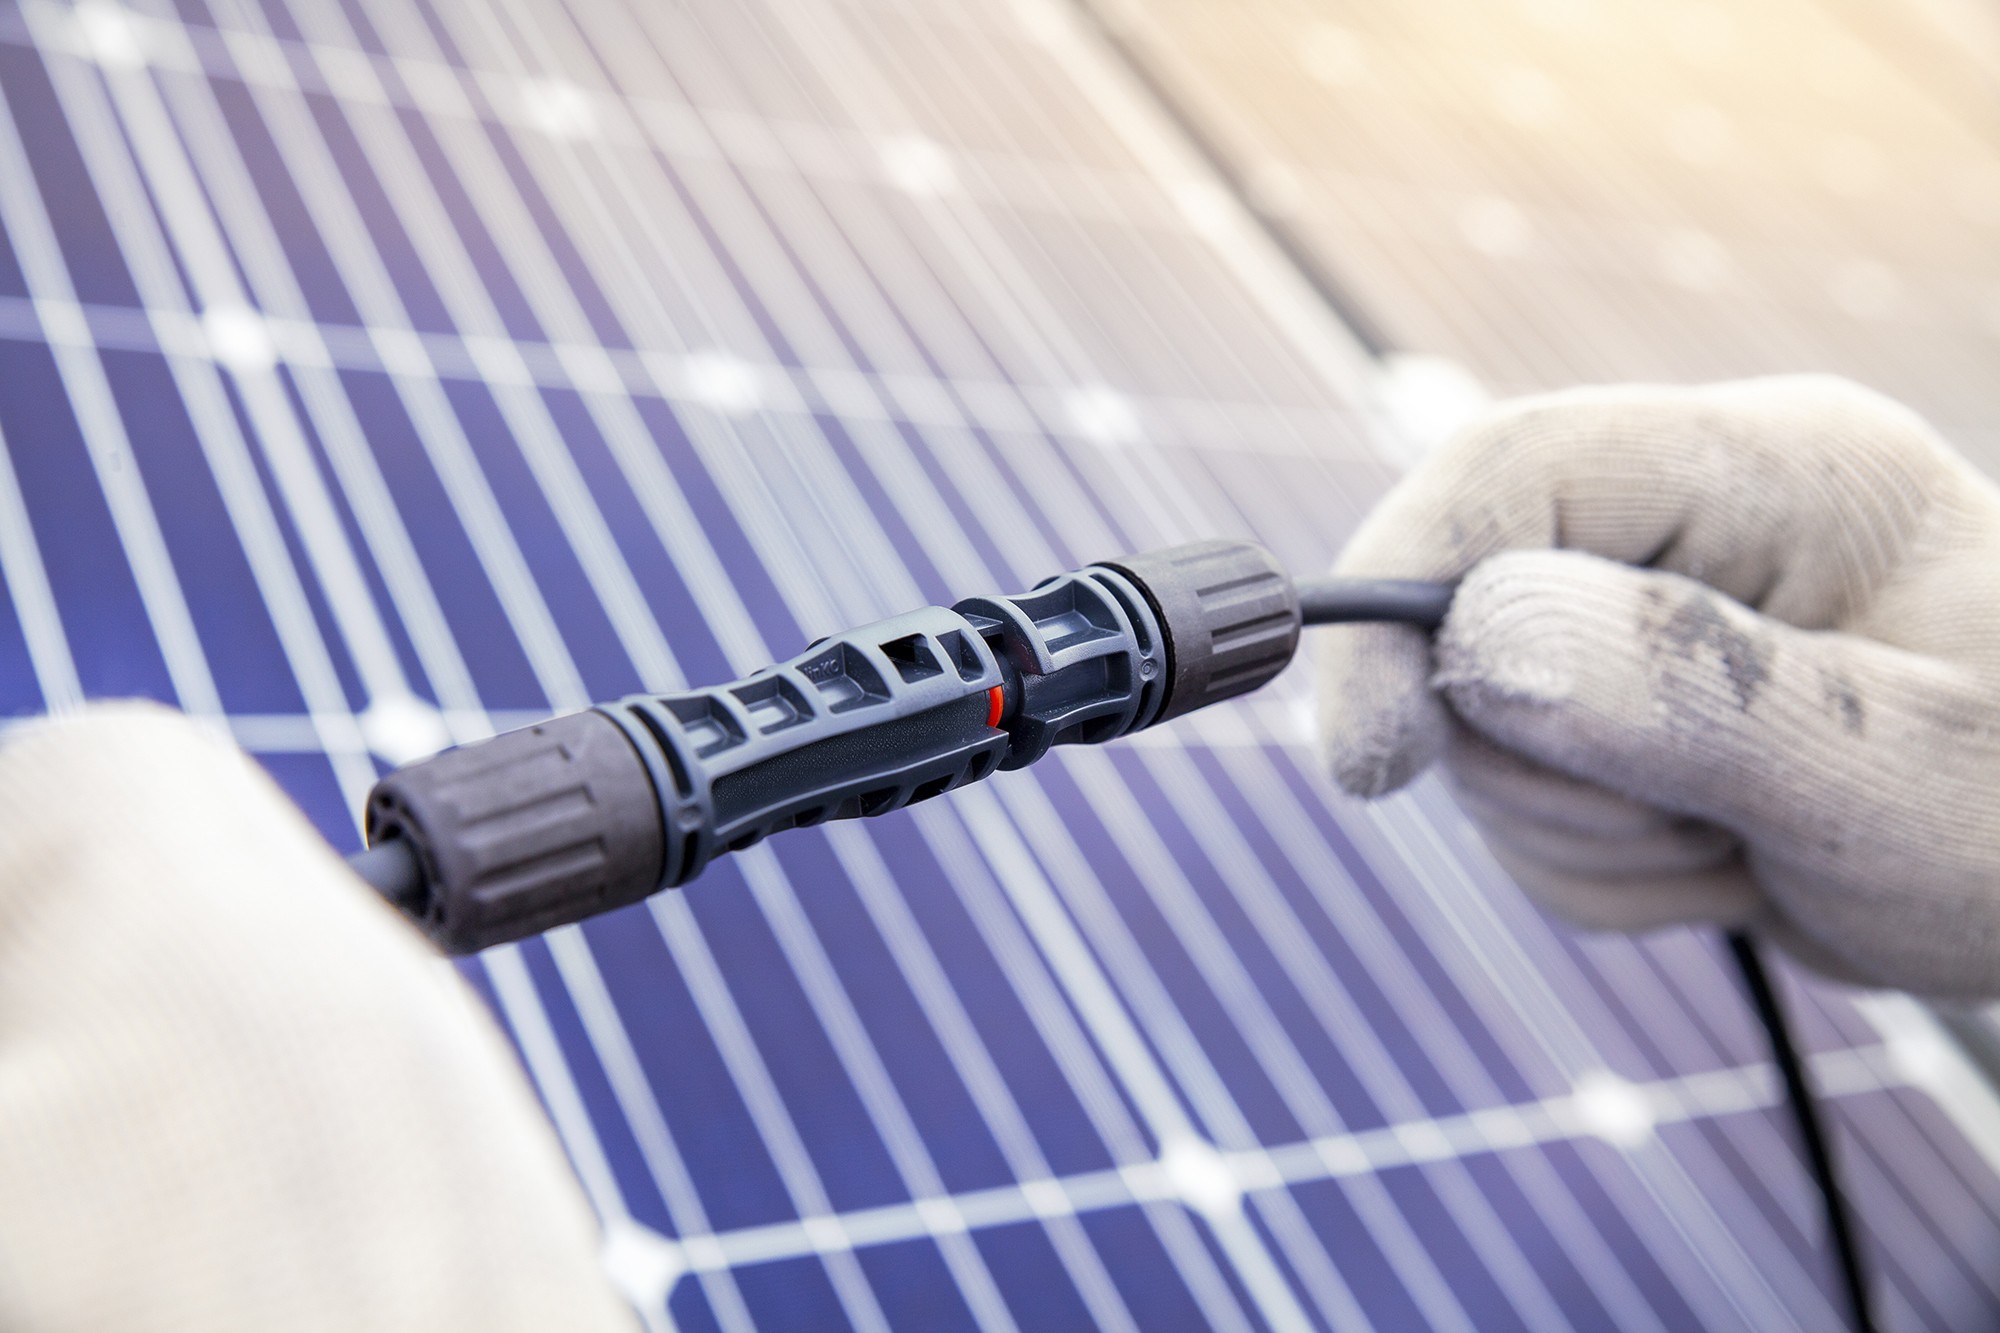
[
  {"left": 1317, "top": 376, "right": 1974, "bottom": 797},
  {"left": 1743, "top": 903, "right": 1882, "bottom": 990},
  {"left": 1749, "top": 843, "right": 2000, "bottom": 999},
  {"left": 1448, "top": 732, "right": 1744, "bottom": 876},
  {"left": 1317, "top": 619, "right": 1443, "bottom": 796},
  {"left": 1485, "top": 840, "right": 1762, "bottom": 933},
  {"left": 1452, "top": 779, "right": 1738, "bottom": 879},
  {"left": 0, "top": 704, "right": 635, "bottom": 1333},
  {"left": 1436, "top": 549, "right": 2000, "bottom": 912},
  {"left": 1443, "top": 726, "right": 1713, "bottom": 840},
  {"left": 1442, "top": 729, "right": 1755, "bottom": 927},
  {"left": 1340, "top": 375, "right": 1965, "bottom": 616}
]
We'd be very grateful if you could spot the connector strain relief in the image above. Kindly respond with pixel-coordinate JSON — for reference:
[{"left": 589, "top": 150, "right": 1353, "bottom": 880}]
[
  {"left": 1096, "top": 539, "right": 1301, "bottom": 724},
  {"left": 364, "top": 710, "right": 665, "bottom": 953}
]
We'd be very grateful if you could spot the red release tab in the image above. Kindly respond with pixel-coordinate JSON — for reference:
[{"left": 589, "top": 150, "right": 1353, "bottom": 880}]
[{"left": 985, "top": 684, "right": 1004, "bottom": 729}]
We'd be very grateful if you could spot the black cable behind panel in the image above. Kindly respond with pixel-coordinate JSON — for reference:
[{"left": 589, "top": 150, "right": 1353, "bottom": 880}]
[{"left": 1726, "top": 931, "right": 1878, "bottom": 1333}]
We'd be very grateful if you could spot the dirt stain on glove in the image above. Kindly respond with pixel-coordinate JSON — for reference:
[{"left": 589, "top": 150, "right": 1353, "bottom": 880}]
[
  {"left": 1643, "top": 587, "right": 1773, "bottom": 711},
  {"left": 1817, "top": 668, "right": 1867, "bottom": 736}
]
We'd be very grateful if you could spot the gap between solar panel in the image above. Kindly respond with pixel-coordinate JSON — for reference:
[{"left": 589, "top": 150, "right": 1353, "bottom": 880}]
[{"left": 343, "top": 536, "right": 1873, "bottom": 1333}]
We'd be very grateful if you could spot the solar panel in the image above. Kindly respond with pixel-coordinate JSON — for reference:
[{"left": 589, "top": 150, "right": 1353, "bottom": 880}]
[
  {"left": 1104, "top": 0, "right": 2000, "bottom": 466},
  {"left": 3, "top": 0, "right": 1999, "bottom": 1329}
]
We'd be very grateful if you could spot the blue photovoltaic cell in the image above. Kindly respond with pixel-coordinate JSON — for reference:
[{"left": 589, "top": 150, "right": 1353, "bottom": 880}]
[{"left": 5, "top": 0, "right": 2000, "bottom": 1330}]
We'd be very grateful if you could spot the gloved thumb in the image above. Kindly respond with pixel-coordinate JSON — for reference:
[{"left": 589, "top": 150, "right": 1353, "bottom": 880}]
[{"left": 1434, "top": 548, "right": 1995, "bottom": 872}]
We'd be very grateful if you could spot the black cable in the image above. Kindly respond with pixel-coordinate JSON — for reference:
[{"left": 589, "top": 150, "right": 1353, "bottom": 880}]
[
  {"left": 1057, "top": 47, "right": 1871, "bottom": 1316},
  {"left": 1726, "top": 931, "right": 1878, "bottom": 1333},
  {"left": 1296, "top": 576, "right": 1878, "bottom": 1331},
  {"left": 1296, "top": 576, "right": 1454, "bottom": 629}
]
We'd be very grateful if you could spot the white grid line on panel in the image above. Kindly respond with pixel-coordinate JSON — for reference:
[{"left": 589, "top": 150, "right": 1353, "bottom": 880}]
[
  {"left": 172, "top": 0, "right": 594, "bottom": 716},
  {"left": 1177, "top": 710, "right": 1678, "bottom": 1328},
  {"left": 615, "top": 1046, "right": 1903, "bottom": 1291},
  {"left": 79, "top": 9, "right": 418, "bottom": 717},
  {"left": 364, "top": 2, "right": 1856, "bottom": 1320},
  {"left": 0, "top": 294, "right": 1368, "bottom": 460},
  {"left": 10, "top": 22, "right": 684, "bottom": 1333},
  {"left": 0, "top": 68, "right": 225, "bottom": 719},
  {"left": 0, "top": 415, "right": 84, "bottom": 712},
  {"left": 4, "top": 2, "right": 1229, "bottom": 236},
  {"left": 1360, "top": 787, "right": 1816, "bottom": 1328},
  {"left": 772, "top": 5, "right": 1832, "bottom": 1320},
  {"left": 640, "top": 7, "right": 1456, "bottom": 1320},
  {"left": 205, "top": 5, "right": 919, "bottom": 1327},
  {"left": 537, "top": 927, "right": 763, "bottom": 1333},
  {"left": 23, "top": 0, "right": 380, "bottom": 806},
  {"left": 548, "top": 5, "right": 1384, "bottom": 1320},
  {"left": 25, "top": 11, "right": 699, "bottom": 1330},
  {"left": 95, "top": 4, "right": 499, "bottom": 742},
  {"left": 302, "top": 0, "right": 1059, "bottom": 1323},
  {"left": 482, "top": 943, "right": 677, "bottom": 1333},
  {"left": 344, "top": 0, "right": 1352, "bottom": 1320}
]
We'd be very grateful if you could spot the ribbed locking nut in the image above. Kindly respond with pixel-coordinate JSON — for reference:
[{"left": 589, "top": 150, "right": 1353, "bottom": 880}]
[
  {"left": 364, "top": 710, "right": 664, "bottom": 953},
  {"left": 1094, "top": 539, "right": 1301, "bottom": 723}
]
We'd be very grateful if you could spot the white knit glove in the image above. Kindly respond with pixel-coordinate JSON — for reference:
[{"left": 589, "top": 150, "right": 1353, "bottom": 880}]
[
  {"left": 1319, "top": 376, "right": 2000, "bottom": 999},
  {"left": 0, "top": 704, "right": 635, "bottom": 1332}
]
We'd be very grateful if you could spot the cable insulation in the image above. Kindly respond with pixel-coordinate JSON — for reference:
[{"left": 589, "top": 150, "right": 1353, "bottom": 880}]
[
  {"left": 1726, "top": 931, "right": 1877, "bottom": 1333},
  {"left": 1296, "top": 576, "right": 1454, "bottom": 629}
]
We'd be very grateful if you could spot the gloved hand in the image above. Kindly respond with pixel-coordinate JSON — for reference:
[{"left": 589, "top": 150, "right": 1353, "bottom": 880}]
[
  {"left": 0, "top": 704, "right": 636, "bottom": 1332},
  {"left": 1319, "top": 376, "right": 2000, "bottom": 999}
]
